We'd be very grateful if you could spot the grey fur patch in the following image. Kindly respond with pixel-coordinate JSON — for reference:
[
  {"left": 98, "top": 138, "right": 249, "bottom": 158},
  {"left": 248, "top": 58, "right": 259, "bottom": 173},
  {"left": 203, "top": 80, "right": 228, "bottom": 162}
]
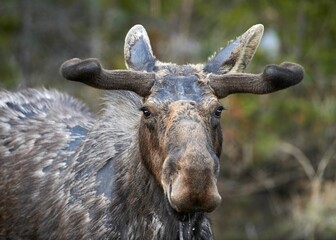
[
  {"left": 5, "top": 102, "right": 45, "bottom": 118},
  {"left": 66, "top": 125, "right": 89, "bottom": 152}
]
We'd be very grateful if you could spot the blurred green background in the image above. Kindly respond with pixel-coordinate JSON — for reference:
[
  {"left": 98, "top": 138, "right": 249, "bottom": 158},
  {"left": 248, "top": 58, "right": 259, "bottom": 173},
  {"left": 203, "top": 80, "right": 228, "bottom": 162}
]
[{"left": 1, "top": 0, "right": 335, "bottom": 239}]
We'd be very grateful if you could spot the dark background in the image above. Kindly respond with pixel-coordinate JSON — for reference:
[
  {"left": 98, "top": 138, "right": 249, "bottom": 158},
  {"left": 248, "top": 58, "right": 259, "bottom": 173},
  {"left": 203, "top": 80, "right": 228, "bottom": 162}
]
[{"left": 1, "top": 0, "right": 335, "bottom": 239}]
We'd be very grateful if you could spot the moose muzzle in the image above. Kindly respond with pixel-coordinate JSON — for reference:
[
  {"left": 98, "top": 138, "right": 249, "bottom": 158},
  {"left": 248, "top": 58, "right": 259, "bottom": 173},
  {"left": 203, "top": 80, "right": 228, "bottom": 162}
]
[{"left": 163, "top": 119, "right": 222, "bottom": 213}]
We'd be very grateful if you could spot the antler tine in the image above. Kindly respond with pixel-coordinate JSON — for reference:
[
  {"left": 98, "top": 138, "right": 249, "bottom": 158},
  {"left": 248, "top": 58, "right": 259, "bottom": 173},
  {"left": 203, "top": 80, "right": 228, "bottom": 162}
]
[
  {"left": 209, "top": 62, "right": 304, "bottom": 98},
  {"left": 60, "top": 58, "right": 156, "bottom": 97}
]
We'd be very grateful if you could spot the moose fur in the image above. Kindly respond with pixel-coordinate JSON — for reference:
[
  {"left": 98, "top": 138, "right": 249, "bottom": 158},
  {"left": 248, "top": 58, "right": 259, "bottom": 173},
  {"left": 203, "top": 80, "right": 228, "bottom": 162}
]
[{"left": 0, "top": 24, "right": 303, "bottom": 239}]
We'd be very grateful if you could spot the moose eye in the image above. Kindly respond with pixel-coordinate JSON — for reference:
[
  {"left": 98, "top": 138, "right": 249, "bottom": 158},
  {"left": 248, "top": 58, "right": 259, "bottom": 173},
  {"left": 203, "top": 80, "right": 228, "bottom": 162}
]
[
  {"left": 141, "top": 107, "right": 152, "bottom": 118},
  {"left": 214, "top": 106, "right": 224, "bottom": 118}
]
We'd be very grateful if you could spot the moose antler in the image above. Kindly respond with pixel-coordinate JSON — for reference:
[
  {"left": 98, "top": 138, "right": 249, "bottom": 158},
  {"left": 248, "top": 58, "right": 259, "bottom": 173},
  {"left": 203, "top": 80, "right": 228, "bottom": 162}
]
[
  {"left": 60, "top": 58, "right": 155, "bottom": 97},
  {"left": 209, "top": 62, "right": 304, "bottom": 98},
  {"left": 60, "top": 24, "right": 304, "bottom": 99}
]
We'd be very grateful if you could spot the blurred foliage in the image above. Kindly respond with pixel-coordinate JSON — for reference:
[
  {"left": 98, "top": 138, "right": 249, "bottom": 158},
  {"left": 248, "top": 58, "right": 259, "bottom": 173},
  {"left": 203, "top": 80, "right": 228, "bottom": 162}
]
[{"left": 1, "top": 0, "right": 335, "bottom": 239}]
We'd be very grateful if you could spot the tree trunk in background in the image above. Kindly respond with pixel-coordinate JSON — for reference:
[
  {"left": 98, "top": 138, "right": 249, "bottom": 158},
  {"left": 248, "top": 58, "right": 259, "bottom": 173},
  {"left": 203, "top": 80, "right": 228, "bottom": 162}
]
[
  {"left": 89, "top": 0, "right": 101, "bottom": 59},
  {"left": 150, "top": 0, "right": 161, "bottom": 17},
  {"left": 180, "top": 0, "right": 194, "bottom": 37},
  {"left": 19, "top": 0, "right": 32, "bottom": 87}
]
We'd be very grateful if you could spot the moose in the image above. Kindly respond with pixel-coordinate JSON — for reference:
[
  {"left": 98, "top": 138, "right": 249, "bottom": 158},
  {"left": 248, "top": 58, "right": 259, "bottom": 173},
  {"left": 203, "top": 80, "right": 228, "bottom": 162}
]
[{"left": 0, "top": 24, "right": 303, "bottom": 239}]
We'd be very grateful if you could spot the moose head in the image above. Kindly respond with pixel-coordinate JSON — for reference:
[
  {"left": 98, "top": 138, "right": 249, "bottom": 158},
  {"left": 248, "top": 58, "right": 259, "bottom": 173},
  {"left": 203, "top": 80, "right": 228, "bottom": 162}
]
[{"left": 61, "top": 24, "right": 303, "bottom": 216}]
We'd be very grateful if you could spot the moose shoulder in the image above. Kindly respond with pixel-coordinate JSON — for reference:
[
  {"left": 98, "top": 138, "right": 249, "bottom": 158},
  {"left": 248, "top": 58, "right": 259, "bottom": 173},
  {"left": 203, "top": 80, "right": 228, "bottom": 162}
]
[{"left": 0, "top": 24, "right": 303, "bottom": 239}]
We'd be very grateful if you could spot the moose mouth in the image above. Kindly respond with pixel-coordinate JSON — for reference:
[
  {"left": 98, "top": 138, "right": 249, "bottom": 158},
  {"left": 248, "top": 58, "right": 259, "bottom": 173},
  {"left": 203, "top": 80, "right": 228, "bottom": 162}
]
[
  {"left": 165, "top": 183, "right": 213, "bottom": 221},
  {"left": 164, "top": 191, "right": 198, "bottom": 222}
]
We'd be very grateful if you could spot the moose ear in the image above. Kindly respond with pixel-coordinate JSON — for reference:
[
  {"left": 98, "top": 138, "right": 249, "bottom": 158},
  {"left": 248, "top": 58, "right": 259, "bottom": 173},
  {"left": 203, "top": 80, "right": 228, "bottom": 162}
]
[
  {"left": 204, "top": 24, "right": 264, "bottom": 74},
  {"left": 124, "top": 24, "right": 156, "bottom": 72}
]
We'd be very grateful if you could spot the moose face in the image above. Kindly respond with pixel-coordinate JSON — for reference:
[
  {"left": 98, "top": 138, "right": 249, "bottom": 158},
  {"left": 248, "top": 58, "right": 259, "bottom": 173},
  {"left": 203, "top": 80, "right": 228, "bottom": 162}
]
[
  {"left": 61, "top": 24, "right": 304, "bottom": 215},
  {"left": 138, "top": 67, "right": 223, "bottom": 213}
]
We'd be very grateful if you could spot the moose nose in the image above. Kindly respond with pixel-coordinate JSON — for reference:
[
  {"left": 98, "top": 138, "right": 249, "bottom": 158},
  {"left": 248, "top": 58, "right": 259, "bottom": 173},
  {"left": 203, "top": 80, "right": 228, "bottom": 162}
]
[
  {"left": 169, "top": 172, "right": 222, "bottom": 213},
  {"left": 167, "top": 147, "right": 222, "bottom": 213}
]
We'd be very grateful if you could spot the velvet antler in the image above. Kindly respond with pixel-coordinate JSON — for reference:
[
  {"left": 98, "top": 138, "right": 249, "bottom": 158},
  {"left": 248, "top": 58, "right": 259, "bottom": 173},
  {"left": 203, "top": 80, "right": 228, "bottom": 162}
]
[
  {"left": 60, "top": 58, "right": 155, "bottom": 97},
  {"left": 209, "top": 62, "right": 304, "bottom": 98}
]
